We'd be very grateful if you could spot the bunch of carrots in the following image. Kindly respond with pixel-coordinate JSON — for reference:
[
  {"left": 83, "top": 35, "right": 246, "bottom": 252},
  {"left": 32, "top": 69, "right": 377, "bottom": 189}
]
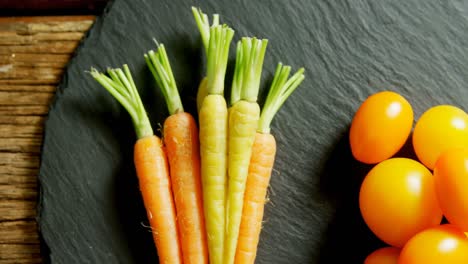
[{"left": 89, "top": 6, "right": 305, "bottom": 264}]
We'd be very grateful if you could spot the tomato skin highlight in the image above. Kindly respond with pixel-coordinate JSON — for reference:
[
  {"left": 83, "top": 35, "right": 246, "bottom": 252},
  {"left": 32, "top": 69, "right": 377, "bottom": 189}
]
[
  {"left": 433, "top": 148, "right": 468, "bottom": 231},
  {"left": 364, "top": 247, "right": 400, "bottom": 264},
  {"left": 359, "top": 158, "right": 443, "bottom": 248},
  {"left": 349, "top": 91, "right": 413, "bottom": 164},
  {"left": 398, "top": 224, "right": 468, "bottom": 264},
  {"left": 412, "top": 105, "right": 468, "bottom": 170}
]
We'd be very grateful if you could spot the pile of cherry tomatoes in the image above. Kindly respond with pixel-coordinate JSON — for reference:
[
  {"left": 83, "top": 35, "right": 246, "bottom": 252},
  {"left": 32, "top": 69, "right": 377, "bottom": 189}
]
[{"left": 349, "top": 91, "right": 468, "bottom": 264}]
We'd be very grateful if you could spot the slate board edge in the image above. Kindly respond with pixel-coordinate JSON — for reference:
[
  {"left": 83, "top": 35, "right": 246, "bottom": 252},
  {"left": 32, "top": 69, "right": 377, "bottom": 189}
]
[{"left": 36, "top": 1, "right": 117, "bottom": 262}]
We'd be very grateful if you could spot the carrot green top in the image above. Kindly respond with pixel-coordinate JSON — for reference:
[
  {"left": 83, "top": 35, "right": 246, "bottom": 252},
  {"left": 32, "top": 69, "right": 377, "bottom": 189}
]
[
  {"left": 257, "top": 63, "right": 305, "bottom": 134},
  {"left": 144, "top": 43, "right": 183, "bottom": 115},
  {"left": 192, "top": 7, "right": 234, "bottom": 96},
  {"left": 90, "top": 65, "right": 153, "bottom": 139},
  {"left": 192, "top": 6, "right": 219, "bottom": 54},
  {"left": 230, "top": 37, "right": 268, "bottom": 105}
]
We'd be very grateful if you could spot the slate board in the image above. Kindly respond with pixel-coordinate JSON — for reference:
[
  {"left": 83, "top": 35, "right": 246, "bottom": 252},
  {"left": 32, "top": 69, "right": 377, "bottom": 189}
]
[{"left": 37, "top": 0, "right": 468, "bottom": 263}]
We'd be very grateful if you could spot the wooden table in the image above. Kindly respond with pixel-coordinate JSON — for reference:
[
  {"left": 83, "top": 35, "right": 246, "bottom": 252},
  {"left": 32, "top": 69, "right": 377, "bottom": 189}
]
[{"left": 0, "top": 15, "right": 95, "bottom": 264}]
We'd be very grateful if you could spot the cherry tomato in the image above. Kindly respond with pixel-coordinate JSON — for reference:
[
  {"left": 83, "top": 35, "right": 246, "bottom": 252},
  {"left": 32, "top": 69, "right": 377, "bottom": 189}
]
[
  {"left": 398, "top": 224, "right": 468, "bottom": 264},
  {"left": 434, "top": 148, "right": 468, "bottom": 231},
  {"left": 364, "top": 247, "right": 400, "bottom": 264},
  {"left": 349, "top": 91, "right": 413, "bottom": 164},
  {"left": 412, "top": 105, "right": 468, "bottom": 170},
  {"left": 359, "top": 158, "right": 443, "bottom": 247}
]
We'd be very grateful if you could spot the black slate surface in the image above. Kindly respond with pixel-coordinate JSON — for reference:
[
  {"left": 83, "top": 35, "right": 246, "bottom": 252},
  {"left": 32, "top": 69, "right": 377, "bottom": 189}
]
[{"left": 38, "top": 0, "right": 468, "bottom": 263}]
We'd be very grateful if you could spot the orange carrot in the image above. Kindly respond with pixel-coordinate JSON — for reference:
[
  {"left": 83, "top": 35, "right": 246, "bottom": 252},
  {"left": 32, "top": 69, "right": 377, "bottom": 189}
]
[
  {"left": 235, "top": 133, "right": 275, "bottom": 264},
  {"left": 90, "top": 65, "right": 182, "bottom": 264},
  {"left": 234, "top": 63, "right": 305, "bottom": 264},
  {"left": 145, "top": 44, "right": 208, "bottom": 264},
  {"left": 135, "top": 136, "right": 182, "bottom": 263}
]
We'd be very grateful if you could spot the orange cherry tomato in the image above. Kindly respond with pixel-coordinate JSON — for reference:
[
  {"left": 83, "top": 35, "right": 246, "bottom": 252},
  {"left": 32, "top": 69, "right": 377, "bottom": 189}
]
[
  {"left": 359, "top": 158, "right": 443, "bottom": 247},
  {"left": 398, "top": 224, "right": 468, "bottom": 264},
  {"left": 412, "top": 105, "right": 468, "bottom": 170},
  {"left": 364, "top": 247, "right": 400, "bottom": 264},
  {"left": 350, "top": 90, "right": 413, "bottom": 164},
  {"left": 434, "top": 148, "right": 468, "bottom": 231}
]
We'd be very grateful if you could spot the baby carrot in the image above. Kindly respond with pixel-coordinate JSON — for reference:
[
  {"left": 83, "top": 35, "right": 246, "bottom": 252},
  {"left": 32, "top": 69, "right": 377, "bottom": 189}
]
[
  {"left": 192, "top": 6, "right": 219, "bottom": 112},
  {"left": 224, "top": 37, "right": 268, "bottom": 264},
  {"left": 195, "top": 14, "right": 235, "bottom": 264},
  {"left": 234, "top": 63, "right": 305, "bottom": 264},
  {"left": 90, "top": 65, "right": 182, "bottom": 264},
  {"left": 144, "top": 43, "right": 208, "bottom": 264}
]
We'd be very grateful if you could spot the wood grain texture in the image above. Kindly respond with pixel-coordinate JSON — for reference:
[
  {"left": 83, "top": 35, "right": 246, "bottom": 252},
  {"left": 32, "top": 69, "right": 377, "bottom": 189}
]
[{"left": 0, "top": 15, "right": 94, "bottom": 264}]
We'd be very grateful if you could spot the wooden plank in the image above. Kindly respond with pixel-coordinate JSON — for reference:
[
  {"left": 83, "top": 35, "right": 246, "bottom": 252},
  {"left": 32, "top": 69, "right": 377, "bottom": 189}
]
[
  {"left": 0, "top": 153, "right": 39, "bottom": 169},
  {"left": 0, "top": 184, "right": 37, "bottom": 200},
  {"left": 0, "top": 17, "right": 95, "bottom": 33},
  {"left": 0, "top": 41, "right": 80, "bottom": 54},
  {"left": 0, "top": 220, "right": 39, "bottom": 244},
  {"left": 0, "top": 125, "right": 43, "bottom": 138},
  {"left": 0, "top": 15, "right": 96, "bottom": 263},
  {"left": 0, "top": 66, "right": 63, "bottom": 80},
  {"left": 0, "top": 105, "right": 50, "bottom": 116},
  {"left": 0, "top": 173, "right": 38, "bottom": 185},
  {"left": 0, "top": 138, "right": 42, "bottom": 153},
  {"left": 0, "top": 84, "right": 56, "bottom": 93},
  {"left": 0, "top": 54, "right": 71, "bottom": 69},
  {"left": 0, "top": 32, "right": 85, "bottom": 45},
  {"left": 0, "top": 15, "right": 95, "bottom": 23},
  {"left": 0, "top": 258, "right": 42, "bottom": 264},
  {"left": 0, "top": 79, "right": 59, "bottom": 85},
  {"left": 0, "top": 244, "right": 40, "bottom": 253},
  {"left": 0, "top": 116, "right": 45, "bottom": 125},
  {"left": 0, "top": 91, "right": 53, "bottom": 105},
  {"left": 0, "top": 244, "right": 41, "bottom": 263},
  {"left": 0, "top": 200, "right": 36, "bottom": 220}
]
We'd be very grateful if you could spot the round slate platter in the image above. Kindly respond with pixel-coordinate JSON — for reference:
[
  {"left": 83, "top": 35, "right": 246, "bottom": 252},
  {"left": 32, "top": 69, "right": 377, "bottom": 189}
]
[{"left": 38, "top": 0, "right": 468, "bottom": 263}]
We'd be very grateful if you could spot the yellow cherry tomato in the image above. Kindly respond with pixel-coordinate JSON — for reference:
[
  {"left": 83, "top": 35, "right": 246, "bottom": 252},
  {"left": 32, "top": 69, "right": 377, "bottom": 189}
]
[
  {"left": 359, "top": 158, "right": 443, "bottom": 248},
  {"left": 412, "top": 105, "right": 468, "bottom": 170},
  {"left": 434, "top": 148, "right": 468, "bottom": 231},
  {"left": 364, "top": 247, "right": 400, "bottom": 264},
  {"left": 350, "top": 91, "right": 413, "bottom": 164},
  {"left": 398, "top": 224, "right": 468, "bottom": 264}
]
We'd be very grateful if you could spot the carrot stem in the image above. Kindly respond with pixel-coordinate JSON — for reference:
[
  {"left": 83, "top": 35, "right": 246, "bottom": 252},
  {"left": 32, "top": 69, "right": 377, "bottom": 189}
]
[
  {"left": 144, "top": 43, "right": 184, "bottom": 115},
  {"left": 90, "top": 66, "right": 153, "bottom": 139},
  {"left": 258, "top": 63, "right": 305, "bottom": 133},
  {"left": 191, "top": 6, "right": 219, "bottom": 54},
  {"left": 231, "top": 38, "right": 268, "bottom": 105},
  {"left": 207, "top": 25, "right": 234, "bottom": 95},
  {"left": 230, "top": 43, "right": 243, "bottom": 105}
]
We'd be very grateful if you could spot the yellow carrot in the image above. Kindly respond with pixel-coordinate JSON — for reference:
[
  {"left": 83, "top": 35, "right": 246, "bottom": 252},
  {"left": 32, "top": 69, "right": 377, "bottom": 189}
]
[
  {"left": 194, "top": 8, "right": 235, "bottom": 263},
  {"left": 224, "top": 37, "right": 268, "bottom": 264},
  {"left": 191, "top": 7, "right": 219, "bottom": 112}
]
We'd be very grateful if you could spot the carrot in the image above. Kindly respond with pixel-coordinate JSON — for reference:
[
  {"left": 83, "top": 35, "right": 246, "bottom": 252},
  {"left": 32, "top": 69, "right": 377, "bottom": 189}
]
[
  {"left": 234, "top": 63, "right": 305, "bottom": 264},
  {"left": 193, "top": 8, "right": 235, "bottom": 263},
  {"left": 224, "top": 37, "right": 268, "bottom": 264},
  {"left": 90, "top": 65, "right": 182, "bottom": 264},
  {"left": 192, "top": 7, "right": 219, "bottom": 112},
  {"left": 144, "top": 43, "right": 208, "bottom": 264}
]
